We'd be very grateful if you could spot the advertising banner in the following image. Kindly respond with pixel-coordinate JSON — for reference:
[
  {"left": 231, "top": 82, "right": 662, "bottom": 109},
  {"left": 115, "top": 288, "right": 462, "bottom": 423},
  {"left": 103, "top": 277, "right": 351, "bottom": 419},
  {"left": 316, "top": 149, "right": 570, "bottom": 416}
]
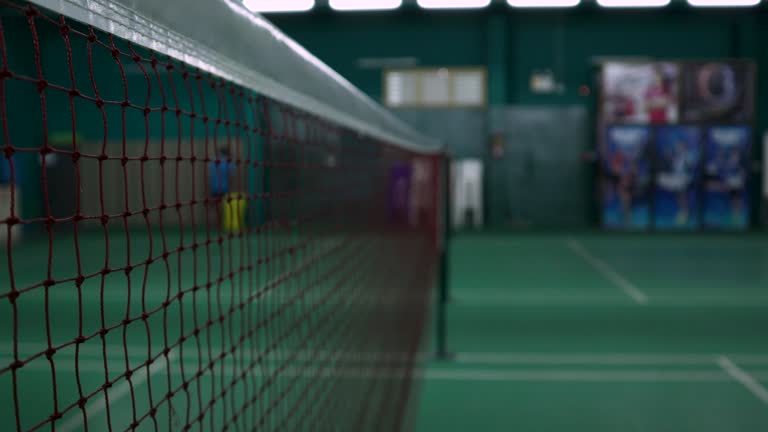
[
  {"left": 602, "top": 126, "right": 652, "bottom": 229},
  {"left": 702, "top": 126, "right": 751, "bottom": 230},
  {"left": 654, "top": 126, "right": 703, "bottom": 230}
]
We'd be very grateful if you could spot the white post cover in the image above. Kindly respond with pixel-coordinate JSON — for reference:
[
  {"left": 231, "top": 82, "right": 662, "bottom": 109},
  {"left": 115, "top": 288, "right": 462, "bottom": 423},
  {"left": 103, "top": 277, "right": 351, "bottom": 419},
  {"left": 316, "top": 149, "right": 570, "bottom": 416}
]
[{"left": 0, "top": 187, "right": 20, "bottom": 246}]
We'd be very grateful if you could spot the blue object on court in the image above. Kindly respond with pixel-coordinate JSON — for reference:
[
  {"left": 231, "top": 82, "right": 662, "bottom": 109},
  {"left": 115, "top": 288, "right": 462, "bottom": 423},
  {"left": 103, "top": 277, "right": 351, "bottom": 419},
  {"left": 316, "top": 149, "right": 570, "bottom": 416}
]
[{"left": 209, "top": 158, "right": 234, "bottom": 196}]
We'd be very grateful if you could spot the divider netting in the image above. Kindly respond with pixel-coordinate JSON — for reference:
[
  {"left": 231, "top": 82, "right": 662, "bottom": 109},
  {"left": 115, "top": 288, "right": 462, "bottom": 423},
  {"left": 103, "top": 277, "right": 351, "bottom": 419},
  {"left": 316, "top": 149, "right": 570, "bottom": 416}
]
[{"left": 0, "top": 1, "right": 444, "bottom": 431}]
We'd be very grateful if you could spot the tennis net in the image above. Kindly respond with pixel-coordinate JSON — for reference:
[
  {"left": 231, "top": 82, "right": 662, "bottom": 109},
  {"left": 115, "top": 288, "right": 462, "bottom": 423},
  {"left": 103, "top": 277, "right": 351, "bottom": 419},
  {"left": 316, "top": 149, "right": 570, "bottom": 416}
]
[{"left": 0, "top": 0, "right": 444, "bottom": 430}]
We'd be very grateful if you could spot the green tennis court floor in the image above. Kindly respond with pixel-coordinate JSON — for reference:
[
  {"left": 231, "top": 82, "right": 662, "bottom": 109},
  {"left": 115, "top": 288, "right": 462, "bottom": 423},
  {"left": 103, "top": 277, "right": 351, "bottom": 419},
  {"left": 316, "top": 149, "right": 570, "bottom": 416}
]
[
  {"left": 416, "top": 232, "right": 768, "bottom": 432},
  {"left": 4, "top": 231, "right": 768, "bottom": 431}
]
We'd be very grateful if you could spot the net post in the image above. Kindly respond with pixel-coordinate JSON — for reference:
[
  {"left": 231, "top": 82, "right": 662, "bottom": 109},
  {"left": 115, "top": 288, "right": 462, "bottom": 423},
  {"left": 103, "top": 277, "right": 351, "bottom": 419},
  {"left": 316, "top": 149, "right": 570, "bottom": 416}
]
[{"left": 434, "top": 153, "right": 453, "bottom": 361}]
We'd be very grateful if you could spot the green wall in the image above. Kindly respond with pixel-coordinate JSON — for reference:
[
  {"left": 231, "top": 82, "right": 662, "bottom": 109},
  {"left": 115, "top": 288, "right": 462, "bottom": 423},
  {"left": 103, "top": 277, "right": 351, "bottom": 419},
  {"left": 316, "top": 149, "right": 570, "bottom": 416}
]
[
  {"left": 271, "top": 7, "right": 766, "bottom": 108},
  {"left": 271, "top": 6, "right": 768, "bottom": 228},
  {"left": 271, "top": 11, "right": 488, "bottom": 101}
]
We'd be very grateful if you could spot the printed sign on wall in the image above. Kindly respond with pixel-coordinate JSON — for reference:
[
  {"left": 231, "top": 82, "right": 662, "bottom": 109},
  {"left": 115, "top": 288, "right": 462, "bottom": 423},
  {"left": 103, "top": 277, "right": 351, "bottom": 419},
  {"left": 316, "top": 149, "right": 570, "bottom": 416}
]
[
  {"left": 654, "top": 126, "right": 703, "bottom": 230},
  {"left": 681, "top": 62, "right": 754, "bottom": 123},
  {"left": 702, "top": 126, "right": 751, "bottom": 230},
  {"left": 602, "top": 62, "right": 679, "bottom": 125},
  {"left": 602, "top": 126, "right": 652, "bottom": 230}
]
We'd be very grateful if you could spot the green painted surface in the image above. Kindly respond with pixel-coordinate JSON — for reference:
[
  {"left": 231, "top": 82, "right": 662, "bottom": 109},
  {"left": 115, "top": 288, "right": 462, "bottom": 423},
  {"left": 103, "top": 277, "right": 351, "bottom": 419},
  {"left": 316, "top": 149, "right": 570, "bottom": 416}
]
[
  {"left": 417, "top": 232, "right": 768, "bottom": 431},
  {"left": 418, "top": 377, "right": 768, "bottom": 432},
  {"left": 4, "top": 230, "right": 768, "bottom": 430},
  {"left": 486, "top": 14, "right": 508, "bottom": 106},
  {"left": 268, "top": 11, "right": 488, "bottom": 103}
]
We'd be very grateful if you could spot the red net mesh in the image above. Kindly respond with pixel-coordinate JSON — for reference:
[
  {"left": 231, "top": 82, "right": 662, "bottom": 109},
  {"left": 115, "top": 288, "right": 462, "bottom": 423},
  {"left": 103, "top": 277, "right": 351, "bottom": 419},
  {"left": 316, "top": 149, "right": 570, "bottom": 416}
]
[{"left": 0, "top": 1, "right": 442, "bottom": 431}]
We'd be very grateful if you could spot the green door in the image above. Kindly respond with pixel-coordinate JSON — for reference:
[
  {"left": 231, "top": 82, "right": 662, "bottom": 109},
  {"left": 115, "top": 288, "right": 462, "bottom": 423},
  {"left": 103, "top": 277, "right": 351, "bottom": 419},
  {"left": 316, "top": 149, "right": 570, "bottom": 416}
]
[{"left": 487, "top": 106, "right": 590, "bottom": 229}]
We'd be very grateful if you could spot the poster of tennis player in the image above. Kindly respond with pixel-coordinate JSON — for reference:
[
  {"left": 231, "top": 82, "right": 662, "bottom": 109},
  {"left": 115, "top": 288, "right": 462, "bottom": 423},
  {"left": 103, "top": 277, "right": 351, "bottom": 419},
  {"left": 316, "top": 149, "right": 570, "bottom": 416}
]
[
  {"left": 602, "top": 62, "right": 679, "bottom": 125},
  {"left": 654, "top": 126, "right": 702, "bottom": 230},
  {"left": 681, "top": 62, "right": 754, "bottom": 123},
  {"left": 703, "top": 126, "right": 751, "bottom": 230},
  {"left": 602, "top": 126, "right": 652, "bottom": 230}
]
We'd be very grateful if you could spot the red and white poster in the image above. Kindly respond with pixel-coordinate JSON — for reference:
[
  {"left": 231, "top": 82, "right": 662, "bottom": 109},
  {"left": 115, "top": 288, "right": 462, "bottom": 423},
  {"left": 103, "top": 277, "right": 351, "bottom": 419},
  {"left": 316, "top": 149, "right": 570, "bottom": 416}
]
[{"left": 602, "top": 62, "right": 679, "bottom": 125}]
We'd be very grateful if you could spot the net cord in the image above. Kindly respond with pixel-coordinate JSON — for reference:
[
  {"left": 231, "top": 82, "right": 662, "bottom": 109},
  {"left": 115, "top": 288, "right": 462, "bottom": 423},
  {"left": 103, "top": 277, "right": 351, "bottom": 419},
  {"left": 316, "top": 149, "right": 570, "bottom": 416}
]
[{"left": 24, "top": 0, "right": 442, "bottom": 154}]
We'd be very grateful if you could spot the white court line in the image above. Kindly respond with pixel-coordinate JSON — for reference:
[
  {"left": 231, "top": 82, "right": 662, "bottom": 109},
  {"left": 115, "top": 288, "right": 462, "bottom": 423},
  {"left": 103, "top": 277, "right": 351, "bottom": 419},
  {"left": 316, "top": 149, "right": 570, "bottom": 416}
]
[
  {"left": 717, "top": 356, "right": 768, "bottom": 405},
  {"left": 5, "top": 358, "right": 759, "bottom": 383},
  {"left": 9, "top": 352, "right": 768, "bottom": 383},
  {"left": 188, "top": 367, "right": 768, "bottom": 383},
  {"left": 3, "top": 343, "right": 419, "bottom": 363},
  {"left": 8, "top": 345, "right": 768, "bottom": 366},
  {"left": 456, "top": 352, "right": 768, "bottom": 366},
  {"left": 423, "top": 369, "right": 735, "bottom": 382},
  {"left": 16, "top": 294, "right": 412, "bottom": 306},
  {"left": 455, "top": 352, "right": 721, "bottom": 365},
  {"left": 22, "top": 291, "right": 768, "bottom": 307},
  {"left": 566, "top": 239, "right": 649, "bottom": 305},
  {"left": 454, "top": 294, "right": 768, "bottom": 307},
  {"left": 0, "top": 347, "right": 423, "bottom": 372},
  {"left": 57, "top": 350, "right": 177, "bottom": 432}
]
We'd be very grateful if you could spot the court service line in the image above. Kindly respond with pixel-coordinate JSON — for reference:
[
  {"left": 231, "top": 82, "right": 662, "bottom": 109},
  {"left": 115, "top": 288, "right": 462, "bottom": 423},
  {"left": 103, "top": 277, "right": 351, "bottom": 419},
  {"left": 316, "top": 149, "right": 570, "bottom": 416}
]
[
  {"left": 717, "top": 356, "right": 768, "bottom": 405},
  {"left": 9, "top": 346, "right": 768, "bottom": 367},
  {"left": 454, "top": 295, "right": 768, "bottom": 307},
  {"left": 9, "top": 355, "right": 768, "bottom": 383},
  {"left": 5, "top": 343, "right": 421, "bottom": 363},
  {"left": 456, "top": 352, "right": 768, "bottom": 366},
  {"left": 1, "top": 359, "right": 748, "bottom": 383},
  {"left": 20, "top": 291, "right": 768, "bottom": 307},
  {"left": 566, "top": 239, "right": 648, "bottom": 305},
  {"left": 141, "top": 366, "right": 768, "bottom": 383},
  {"left": 424, "top": 369, "right": 734, "bottom": 382},
  {"left": 57, "top": 350, "right": 178, "bottom": 432},
  {"left": 456, "top": 352, "right": 718, "bottom": 365}
]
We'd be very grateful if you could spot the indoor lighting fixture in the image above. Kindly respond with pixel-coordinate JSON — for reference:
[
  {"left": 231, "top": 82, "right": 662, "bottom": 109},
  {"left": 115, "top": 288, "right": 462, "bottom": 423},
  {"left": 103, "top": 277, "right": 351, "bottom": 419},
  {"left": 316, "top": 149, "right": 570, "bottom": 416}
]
[
  {"left": 329, "top": 0, "right": 402, "bottom": 11},
  {"left": 417, "top": 0, "right": 492, "bottom": 8},
  {"left": 688, "top": 0, "right": 760, "bottom": 5},
  {"left": 598, "top": 0, "right": 670, "bottom": 7},
  {"left": 242, "top": 0, "right": 314, "bottom": 12},
  {"left": 507, "top": 0, "right": 580, "bottom": 7}
]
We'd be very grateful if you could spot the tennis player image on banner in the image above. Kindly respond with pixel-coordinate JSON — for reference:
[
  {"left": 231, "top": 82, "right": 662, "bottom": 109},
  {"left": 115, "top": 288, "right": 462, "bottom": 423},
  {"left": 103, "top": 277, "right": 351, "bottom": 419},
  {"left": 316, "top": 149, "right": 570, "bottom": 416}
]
[
  {"left": 703, "top": 126, "right": 751, "bottom": 230},
  {"left": 682, "top": 62, "right": 754, "bottom": 123},
  {"left": 602, "top": 126, "right": 652, "bottom": 229},
  {"left": 654, "top": 126, "right": 702, "bottom": 230},
  {"left": 602, "top": 62, "right": 679, "bottom": 125}
]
